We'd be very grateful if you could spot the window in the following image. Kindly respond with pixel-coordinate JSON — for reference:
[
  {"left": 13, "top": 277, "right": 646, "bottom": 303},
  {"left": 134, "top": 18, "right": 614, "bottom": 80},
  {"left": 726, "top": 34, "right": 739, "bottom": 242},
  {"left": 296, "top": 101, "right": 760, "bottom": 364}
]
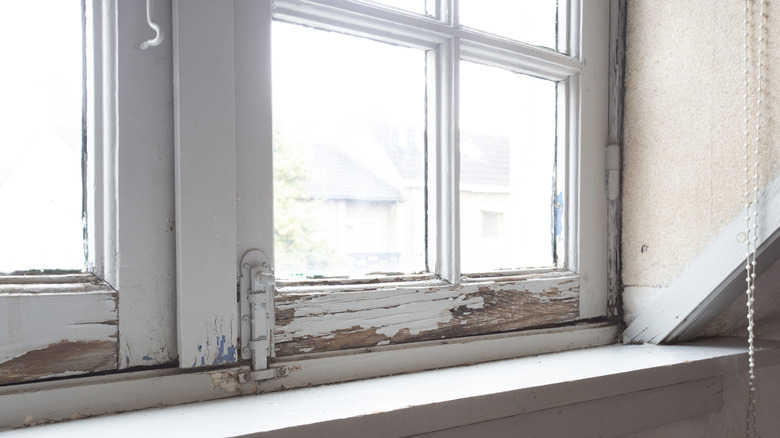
[
  {"left": 266, "top": 0, "right": 610, "bottom": 358},
  {"left": 1, "top": 0, "right": 178, "bottom": 385},
  {"left": 1, "top": 0, "right": 610, "bottom": 425}
]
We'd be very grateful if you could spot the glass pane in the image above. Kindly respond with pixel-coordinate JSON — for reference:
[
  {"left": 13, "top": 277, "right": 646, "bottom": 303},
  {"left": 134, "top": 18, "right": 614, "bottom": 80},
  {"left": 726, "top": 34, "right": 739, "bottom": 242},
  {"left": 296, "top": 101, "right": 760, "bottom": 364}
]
[
  {"left": 366, "top": 0, "right": 427, "bottom": 15},
  {"left": 0, "top": 1, "right": 83, "bottom": 273},
  {"left": 273, "top": 22, "right": 426, "bottom": 280},
  {"left": 459, "top": 61, "right": 556, "bottom": 273},
  {"left": 459, "top": 0, "right": 558, "bottom": 50}
]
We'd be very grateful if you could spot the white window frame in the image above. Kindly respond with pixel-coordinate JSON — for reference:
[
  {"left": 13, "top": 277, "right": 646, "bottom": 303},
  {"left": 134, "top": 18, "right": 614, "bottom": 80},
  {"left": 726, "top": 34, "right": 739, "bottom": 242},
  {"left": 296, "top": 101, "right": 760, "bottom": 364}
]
[
  {"left": 1, "top": 0, "right": 612, "bottom": 428},
  {"left": 1, "top": 0, "right": 180, "bottom": 385},
  {"left": 252, "top": 0, "right": 611, "bottom": 359}
]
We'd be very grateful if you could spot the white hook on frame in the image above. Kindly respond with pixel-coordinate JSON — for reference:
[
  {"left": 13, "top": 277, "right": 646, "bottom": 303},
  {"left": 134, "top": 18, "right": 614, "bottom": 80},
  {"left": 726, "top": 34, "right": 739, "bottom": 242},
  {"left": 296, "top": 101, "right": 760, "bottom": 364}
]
[{"left": 140, "top": 0, "right": 164, "bottom": 50}]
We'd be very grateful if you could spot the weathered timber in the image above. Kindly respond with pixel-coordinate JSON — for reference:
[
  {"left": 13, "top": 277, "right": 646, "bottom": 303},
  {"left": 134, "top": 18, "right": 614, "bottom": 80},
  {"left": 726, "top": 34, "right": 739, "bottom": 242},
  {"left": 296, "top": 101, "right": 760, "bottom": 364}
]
[
  {"left": 0, "top": 281, "right": 118, "bottom": 385},
  {"left": 274, "top": 275, "right": 579, "bottom": 356},
  {"left": 0, "top": 340, "right": 116, "bottom": 385}
]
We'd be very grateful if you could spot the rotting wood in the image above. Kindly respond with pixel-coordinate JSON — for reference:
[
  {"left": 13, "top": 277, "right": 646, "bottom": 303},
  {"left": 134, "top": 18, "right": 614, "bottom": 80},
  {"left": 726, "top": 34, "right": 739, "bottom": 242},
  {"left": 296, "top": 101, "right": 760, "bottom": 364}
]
[
  {"left": 0, "top": 279, "right": 118, "bottom": 385},
  {"left": 274, "top": 276, "right": 579, "bottom": 356},
  {"left": 0, "top": 340, "right": 117, "bottom": 385},
  {"left": 607, "top": 0, "right": 626, "bottom": 324}
]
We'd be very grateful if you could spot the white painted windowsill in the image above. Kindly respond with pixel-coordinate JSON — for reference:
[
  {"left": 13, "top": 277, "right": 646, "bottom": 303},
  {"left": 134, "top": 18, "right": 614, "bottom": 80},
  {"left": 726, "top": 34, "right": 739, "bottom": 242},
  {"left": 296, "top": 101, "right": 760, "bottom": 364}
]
[{"left": 4, "top": 337, "right": 779, "bottom": 438}]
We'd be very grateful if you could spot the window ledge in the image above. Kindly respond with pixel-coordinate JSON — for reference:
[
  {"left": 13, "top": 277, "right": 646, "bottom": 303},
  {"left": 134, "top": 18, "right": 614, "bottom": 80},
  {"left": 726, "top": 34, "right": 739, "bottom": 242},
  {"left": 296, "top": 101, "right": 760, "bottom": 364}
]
[{"left": 4, "top": 337, "right": 779, "bottom": 437}]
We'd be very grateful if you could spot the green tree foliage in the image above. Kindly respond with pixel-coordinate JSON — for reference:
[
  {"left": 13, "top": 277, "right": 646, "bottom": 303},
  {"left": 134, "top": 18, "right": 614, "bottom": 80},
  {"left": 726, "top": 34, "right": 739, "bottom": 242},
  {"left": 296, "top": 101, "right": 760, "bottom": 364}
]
[{"left": 273, "top": 129, "right": 336, "bottom": 277}]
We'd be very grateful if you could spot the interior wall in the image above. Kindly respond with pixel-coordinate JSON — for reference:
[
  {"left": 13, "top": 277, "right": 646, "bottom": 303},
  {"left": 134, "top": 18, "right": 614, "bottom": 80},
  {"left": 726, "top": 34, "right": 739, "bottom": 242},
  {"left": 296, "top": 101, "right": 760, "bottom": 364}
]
[
  {"left": 622, "top": 1, "right": 780, "bottom": 328},
  {"left": 622, "top": 4, "right": 780, "bottom": 434},
  {"left": 619, "top": 365, "right": 780, "bottom": 438}
]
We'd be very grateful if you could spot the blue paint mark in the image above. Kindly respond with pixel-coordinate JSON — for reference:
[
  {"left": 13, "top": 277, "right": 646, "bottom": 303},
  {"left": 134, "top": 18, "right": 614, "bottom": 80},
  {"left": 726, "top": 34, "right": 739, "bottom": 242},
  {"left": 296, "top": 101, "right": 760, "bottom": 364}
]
[
  {"left": 200, "top": 357, "right": 205, "bottom": 366},
  {"left": 142, "top": 355, "right": 153, "bottom": 361},
  {"left": 197, "top": 345, "right": 202, "bottom": 352},
  {"left": 192, "top": 359, "right": 197, "bottom": 367},
  {"left": 212, "top": 335, "right": 237, "bottom": 365},
  {"left": 555, "top": 192, "right": 564, "bottom": 238},
  {"left": 125, "top": 356, "right": 130, "bottom": 366}
]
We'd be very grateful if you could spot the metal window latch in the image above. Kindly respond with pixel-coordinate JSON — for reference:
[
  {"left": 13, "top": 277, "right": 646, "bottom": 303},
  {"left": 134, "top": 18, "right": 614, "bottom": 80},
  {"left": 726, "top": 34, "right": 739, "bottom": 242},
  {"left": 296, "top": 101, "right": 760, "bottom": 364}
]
[{"left": 239, "top": 250, "right": 282, "bottom": 381}]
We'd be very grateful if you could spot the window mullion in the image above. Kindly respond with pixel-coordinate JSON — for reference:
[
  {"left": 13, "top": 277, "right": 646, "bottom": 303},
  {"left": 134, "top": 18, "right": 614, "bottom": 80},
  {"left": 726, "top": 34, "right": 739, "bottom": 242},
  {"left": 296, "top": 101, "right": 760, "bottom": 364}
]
[
  {"left": 428, "top": 0, "right": 456, "bottom": 25},
  {"left": 428, "top": 37, "right": 460, "bottom": 284},
  {"left": 172, "top": 0, "right": 240, "bottom": 369}
]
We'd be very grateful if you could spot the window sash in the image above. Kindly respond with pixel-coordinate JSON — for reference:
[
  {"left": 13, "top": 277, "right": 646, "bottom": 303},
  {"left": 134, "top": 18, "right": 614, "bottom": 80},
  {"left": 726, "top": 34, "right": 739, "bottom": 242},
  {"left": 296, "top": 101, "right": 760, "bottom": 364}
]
[
  {"left": 266, "top": 0, "right": 597, "bottom": 358},
  {"left": 272, "top": 0, "right": 581, "bottom": 284},
  {"left": 1, "top": 0, "right": 182, "bottom": 385},
  {"left": 1, "top": 0, "right": 609, "bottom": 390}
]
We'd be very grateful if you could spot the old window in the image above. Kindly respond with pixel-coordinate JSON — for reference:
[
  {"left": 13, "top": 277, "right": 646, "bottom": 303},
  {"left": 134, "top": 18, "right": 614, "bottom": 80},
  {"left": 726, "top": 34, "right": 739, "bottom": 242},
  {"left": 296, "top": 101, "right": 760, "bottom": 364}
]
[
  {"left": 1, "top": 0, "right": 178, "bottom": 385},
  {"left": 266, "top": 0, "right": 611, "bottom": 358},
  {"left": 0, "top": 1, "right": 84, "bottom": 273},
  {"left": 2, "top": 1, "right": 611, "bottom": 426}
]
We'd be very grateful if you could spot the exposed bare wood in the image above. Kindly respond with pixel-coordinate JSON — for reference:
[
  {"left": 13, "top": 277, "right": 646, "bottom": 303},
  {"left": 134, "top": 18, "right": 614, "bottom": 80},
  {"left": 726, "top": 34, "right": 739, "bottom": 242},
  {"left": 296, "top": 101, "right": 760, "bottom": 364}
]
[
  {"left": 0, "top": 341, "right": 116, "bottom": 385},
  {"left": 0, "top": 282, "right": 118, "bottom": 385},
  {"left": 274, "top": 276, "right": 579, "bottom": 356},
  {"left": 607, "top": 0, "right": 626, "bottom": 324}
]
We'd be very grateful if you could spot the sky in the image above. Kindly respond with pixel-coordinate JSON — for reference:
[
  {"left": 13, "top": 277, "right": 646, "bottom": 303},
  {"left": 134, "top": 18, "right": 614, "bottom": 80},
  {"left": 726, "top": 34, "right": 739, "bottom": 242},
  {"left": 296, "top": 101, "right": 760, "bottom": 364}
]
[{"left": 0, "top": 1, "right": 84, "bottom": 272}]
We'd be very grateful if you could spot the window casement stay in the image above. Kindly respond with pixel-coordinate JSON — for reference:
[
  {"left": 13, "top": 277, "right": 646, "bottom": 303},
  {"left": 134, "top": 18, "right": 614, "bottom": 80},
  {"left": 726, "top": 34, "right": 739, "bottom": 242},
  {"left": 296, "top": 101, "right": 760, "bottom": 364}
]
[{"left": 238, "top": 250, "right": 287, "bottom": 382}]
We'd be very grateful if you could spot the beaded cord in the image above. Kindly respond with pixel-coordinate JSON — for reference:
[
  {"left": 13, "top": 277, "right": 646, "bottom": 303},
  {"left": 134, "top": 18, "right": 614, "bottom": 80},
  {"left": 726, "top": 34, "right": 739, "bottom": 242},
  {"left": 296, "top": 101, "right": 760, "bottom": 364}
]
[{"left": 743, "top": 0, "right": 762, "bottom": 436}]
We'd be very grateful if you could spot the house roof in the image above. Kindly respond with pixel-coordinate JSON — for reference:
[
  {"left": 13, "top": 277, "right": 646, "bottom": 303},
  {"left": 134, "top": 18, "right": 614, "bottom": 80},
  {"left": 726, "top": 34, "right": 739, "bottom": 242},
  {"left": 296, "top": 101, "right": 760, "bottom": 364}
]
[
  {"left": 298, "top": 120, "right": 513, "bottom": 203},
  {"left": 304, "top": 143, "right": 403, "bottom": 202}
]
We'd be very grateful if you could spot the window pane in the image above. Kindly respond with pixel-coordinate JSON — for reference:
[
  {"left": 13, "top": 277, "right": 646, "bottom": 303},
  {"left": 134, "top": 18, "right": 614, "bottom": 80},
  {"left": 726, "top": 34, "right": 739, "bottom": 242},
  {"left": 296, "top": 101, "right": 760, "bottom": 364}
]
[
  {"left": 459, "top": 0, "right": 558, "bottom": 50},
  {"left": 0, "top": 1, "right": 83, "bottom": 273},
  {"left": 272, "top": 22, "right": 426, "bottom": 279},
  {"left": 459, "top": 61, "right": 556, "bottom": 273}
]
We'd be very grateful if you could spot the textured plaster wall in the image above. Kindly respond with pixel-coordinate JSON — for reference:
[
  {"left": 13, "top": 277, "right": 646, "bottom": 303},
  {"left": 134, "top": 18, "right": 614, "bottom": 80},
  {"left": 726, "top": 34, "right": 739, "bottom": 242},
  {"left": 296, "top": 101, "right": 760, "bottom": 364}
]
[{"left": 623, "top": 0, "right": 780, "bottom": 289}]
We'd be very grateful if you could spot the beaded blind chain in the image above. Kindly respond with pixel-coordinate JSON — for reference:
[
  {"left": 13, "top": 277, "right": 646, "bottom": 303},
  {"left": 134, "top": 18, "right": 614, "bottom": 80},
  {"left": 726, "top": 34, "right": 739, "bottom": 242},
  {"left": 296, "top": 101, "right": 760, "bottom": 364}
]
[{"left": 743, "top": 0, "right": 763, "bottom": 437}]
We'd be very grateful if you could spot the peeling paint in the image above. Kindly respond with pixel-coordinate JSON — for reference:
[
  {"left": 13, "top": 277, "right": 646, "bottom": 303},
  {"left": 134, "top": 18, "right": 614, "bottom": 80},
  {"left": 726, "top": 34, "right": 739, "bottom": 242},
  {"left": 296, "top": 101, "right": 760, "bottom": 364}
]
[
  {"left": 192, "top": 335, "right": 238, "bottom": 367},
  {"left": 275, "top": 275, "right": 580, "bottom": 356},
  {"left": 280, "top": 291, "right": 483, "bottom": 341},
  {"left": 213, "top": 335, "right": 237, "bottom": 365},
  {"left": 555, "top": 191, "right": 564, "bottom": 238},
  {"left": 209, "top": 371, "right": 239, "bottom": 392},
  {"left": 0, "top": 340, "right": 117, "bottom": 385}
]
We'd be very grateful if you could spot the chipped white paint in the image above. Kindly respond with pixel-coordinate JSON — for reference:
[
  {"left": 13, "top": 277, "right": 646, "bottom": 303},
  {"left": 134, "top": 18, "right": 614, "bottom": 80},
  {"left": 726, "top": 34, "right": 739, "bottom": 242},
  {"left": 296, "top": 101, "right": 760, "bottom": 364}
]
[
  {"left": 276, "top": 275, "right": 580, "bottom": 355},
  {"left": 280, "top": 293, "right": 480, "bottom": 341},
  {"left": 0, "top": 277, "right": 118, "bottom": 384},
  {"left": 277, "top": 279, "right": 568, "bottom": 343},
  {"left": 172, "top": 0, "right": 239, "bottom": 368},
  {"left": 285, "top": 285, "right": 482, "bottom": 320},
  {"left": 209, "top": 371, "right": 239, "bottom": 393},
  {"left": 87, "top": 0, "right": 177, "bottom": 369},
  {"left": 0, "top": 285, "right": 117, "bottom": 365}
]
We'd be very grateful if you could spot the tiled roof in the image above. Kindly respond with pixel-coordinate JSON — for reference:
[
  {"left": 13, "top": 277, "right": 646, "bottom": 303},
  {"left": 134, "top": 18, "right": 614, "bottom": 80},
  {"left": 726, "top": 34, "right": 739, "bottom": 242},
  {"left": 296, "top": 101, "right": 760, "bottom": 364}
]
[
  {"left": 300, "top": 121, "right": 512, "bottom": 202},
  {"left": 304, "top": 144, "right": 403, "bottom": 202}
]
